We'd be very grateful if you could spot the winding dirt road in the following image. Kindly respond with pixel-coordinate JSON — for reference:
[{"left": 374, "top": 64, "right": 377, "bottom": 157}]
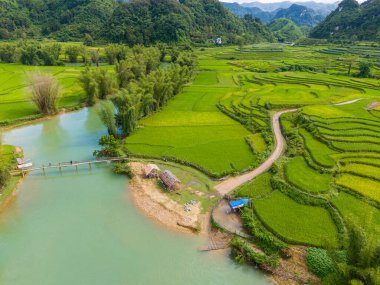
[{"left": 215, "top": 109, "right": 298, "bottom": 195}]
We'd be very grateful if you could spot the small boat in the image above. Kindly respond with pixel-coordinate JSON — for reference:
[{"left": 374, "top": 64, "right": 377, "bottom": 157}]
[
  {"left": 16, "top": 158, "right": 33, "bottom": 169},
  {"left": 17, "top": 162, "right": 33, "bottom": 169}
]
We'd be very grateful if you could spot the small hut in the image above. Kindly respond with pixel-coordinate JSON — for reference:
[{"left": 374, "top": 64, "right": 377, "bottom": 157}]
[
  {"left": 159, "top": 170, "right": 181, "bottom": 192},
  {"left": 229, "top": 199, "right": 249, "bottom": 212},
  {"left": 143, "top": 164, "right": 160, "bottom": 178}
]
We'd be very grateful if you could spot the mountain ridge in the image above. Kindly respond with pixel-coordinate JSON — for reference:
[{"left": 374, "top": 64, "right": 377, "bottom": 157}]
[
  {"left": 311, "top": 0, "right": 380, "bottom": 40},
  {"left": 0, "top": 0, "right": 275, "bottom": 44}
]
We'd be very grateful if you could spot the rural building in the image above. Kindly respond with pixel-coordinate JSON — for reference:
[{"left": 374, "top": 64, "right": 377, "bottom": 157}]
[
  {"left": 229, "top": 199, "right": 249, "bottom": 211},
  {"left": 159, "top": 170, "right": 181, "bottom": 191},
  {"left": 143, "top": 164, "right": 160, "bottom": 178}
]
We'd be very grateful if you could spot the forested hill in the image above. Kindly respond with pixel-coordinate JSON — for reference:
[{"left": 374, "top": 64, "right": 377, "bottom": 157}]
[
  {"left": 0, "top": 0, "right": 275, "bottom": 44},
  {"left": 310, "top": 0, "right": 380, "bottom": 41}
]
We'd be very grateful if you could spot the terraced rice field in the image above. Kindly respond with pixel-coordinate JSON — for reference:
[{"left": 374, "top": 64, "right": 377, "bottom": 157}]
[
  {"left": 216, "top": 44, "right": 380, "bottom": 247},
  {"left": 273, "top": 99, "right": 379, "bottom": 242},
  {"left": 254, "top": 191, "right": 339, "bottom": 247}
]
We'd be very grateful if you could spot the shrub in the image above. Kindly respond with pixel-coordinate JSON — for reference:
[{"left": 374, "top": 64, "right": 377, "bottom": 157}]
[
  {"left": 112, "top": 162, "right": 133, "bottom": 178},
  {"left": 306, "top": 247, "right": 335, "bottom": 278},
  {"left": 93, "top": 135, "right": 121, "bottom": 158},
  {"left": 230, "top": 236, "right": 279, "bottom": 269},
  {"left": 28, "top": 72, "right": 61, "bottom": 115},
  {"left": 0, "top": 164, "right": 11, "bottom": 190}
]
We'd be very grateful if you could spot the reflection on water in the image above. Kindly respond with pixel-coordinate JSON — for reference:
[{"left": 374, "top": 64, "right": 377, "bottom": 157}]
[{"left": 1, "top": 108, "right": 272, "bottom": 285}]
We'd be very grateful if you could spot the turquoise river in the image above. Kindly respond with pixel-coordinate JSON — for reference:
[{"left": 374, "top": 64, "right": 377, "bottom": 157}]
[{"left": 1, "top": 108, "right": 271, "bottom": 285}]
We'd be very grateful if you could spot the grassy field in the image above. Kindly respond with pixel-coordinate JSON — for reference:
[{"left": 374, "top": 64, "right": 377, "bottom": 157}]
[{"left": 0, "top": 63, "right": 114, "bottom": 125}]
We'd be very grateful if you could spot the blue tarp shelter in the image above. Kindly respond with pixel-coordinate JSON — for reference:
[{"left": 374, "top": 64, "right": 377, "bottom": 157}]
[{"left": 229, "top": 199, "right": 249, "bottom": 210}]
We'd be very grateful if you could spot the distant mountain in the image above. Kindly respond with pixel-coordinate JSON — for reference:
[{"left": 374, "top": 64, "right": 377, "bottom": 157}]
[
  {"left": 310, "top": 0, "right": 380, "bottom": 40},
  {"left": 222, "top": 2, "right": 273, "bottom": 23},
  {"left": 0, "top": 0, "right": 275, "bottom": 44},
  {"left": 268, "top": 18, "right": 304, "bottom": 42},
  {"left": 274, "top": 4, "right": 324, "bottom": 27},
  {"left": 222, "top": 1, "right": 328, "bottom": 26},
  {"left": 240, "top": 1, "right": 337, "bottom": 15}
]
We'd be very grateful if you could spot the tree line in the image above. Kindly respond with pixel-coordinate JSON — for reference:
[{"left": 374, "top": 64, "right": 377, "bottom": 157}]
[
  {"left": 0, "top": 41, "right": 190, "bottom": 67},
  {"left": 88, "top": 46, "right": 196, "bottom": 145}
]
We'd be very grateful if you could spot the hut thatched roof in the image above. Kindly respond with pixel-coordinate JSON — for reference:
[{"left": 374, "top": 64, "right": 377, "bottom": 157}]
[
  {"left": 144, "top": 164, "right": 160, "bottom": 176},
  {"left": 159, "top": 170, "right": 181, "bottom": 189}
]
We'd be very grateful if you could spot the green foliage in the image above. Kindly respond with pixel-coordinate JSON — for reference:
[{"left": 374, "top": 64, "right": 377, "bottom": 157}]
[
  {"left": 307, "top": 247, "right": 335, "bottom": 278},
  {"left": 268, "top": 18, "right": 303, "bottom": 43},
  {"left": 111, "top": 89, "right": 141, "bottom": 137},
  {"left": 65, "top": 45, "right": 81, "bottom": 63},
  {"left": 355, "top": 62, "right": 372, "bottom": 78},
  {"left": 93, "top": 135, "right": 121, "bottom": 158},
  {"left": 105, "top": 44, "right": 128, "bottom": 65},
  {"left": 96, "top": 102, "right": 117, "bottom": 137},
  {"left": 28, "top": 72, "right": 61, "bottom": 115},
  {"left": 0, "top": 0, "right": 274, "bottom": 44},
  {"left": 0, "top": 164, "right": 11, "bottom": 190},
  {"left": 112, "top": 162, "right": 133, "bottom": 178},
  {"left": 324, "top": 219, "right": 380, "bottom": 285},
  {"left": 83, "top": 34, "right": 94, "bottom": 46},
  {"left": 311, "top": 0, "right": 380, "bottom": 41},
  {"left": 94, "top": 69, "right": 114, "bottom": 99},
  {"left": 78, "top": 67, "right": 98, "bottom": 106},
  {"left": 230, "top": 236, "right": 280, "bottom": 269}
]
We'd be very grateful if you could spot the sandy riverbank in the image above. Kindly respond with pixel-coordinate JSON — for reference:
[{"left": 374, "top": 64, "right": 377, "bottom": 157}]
[{"left": 129, "top": 162, "right": 206, "bottom": 234}]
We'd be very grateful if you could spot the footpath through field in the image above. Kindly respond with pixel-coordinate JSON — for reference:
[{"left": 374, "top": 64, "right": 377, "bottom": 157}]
[
  {"left": 214, "top": 97, "right": 368, "bottom": 195},
  {"left": 215, "top": 109, "right": 297, "bottom": 195}
]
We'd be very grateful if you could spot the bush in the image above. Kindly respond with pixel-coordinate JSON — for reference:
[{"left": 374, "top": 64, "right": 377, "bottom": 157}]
[
  {"left": 0, "top": 164, "right": 11, "bottom": 190},
  {"left": 230, "top": 236, "right": 280, "bottom": 269},
  {"left": 306, "top": 247, "right": 335, "bottom": 278},
  {"left": 112, "top": 162, "right": 133, "bottom": 178},
  {"left": 28, "top": 72, "right": 61, "bottom": 115}
]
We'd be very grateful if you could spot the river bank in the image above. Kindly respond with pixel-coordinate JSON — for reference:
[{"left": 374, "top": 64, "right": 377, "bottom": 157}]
[
  {"left": 129, "top": 162, "right": 205, "bottom": 234},
  {"left": 0, "top": 146, "right": 24, "bottom": 208}
]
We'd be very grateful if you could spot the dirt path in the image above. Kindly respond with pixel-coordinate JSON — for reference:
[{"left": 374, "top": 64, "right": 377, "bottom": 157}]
[
  {"left": 331, "top": 98, "right": 366, "bottom": 106},
  {"left": 215, "top": 109, "right": 298, "bottom": 195}
]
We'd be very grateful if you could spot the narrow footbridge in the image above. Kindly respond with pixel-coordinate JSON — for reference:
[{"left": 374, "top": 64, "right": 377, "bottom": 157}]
[{"left": 12, "top": 156, "right": 128, "bottom": 176}]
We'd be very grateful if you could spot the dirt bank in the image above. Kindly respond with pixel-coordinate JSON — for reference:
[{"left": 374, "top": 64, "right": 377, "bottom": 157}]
[{"left": 129, "top": 162, "right": 203, "bottom": 234}]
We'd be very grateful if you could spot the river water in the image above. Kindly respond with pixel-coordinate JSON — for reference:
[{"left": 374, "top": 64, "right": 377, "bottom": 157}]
[{"left": 1, "top": 108, "right": 271, "bottom": 285}]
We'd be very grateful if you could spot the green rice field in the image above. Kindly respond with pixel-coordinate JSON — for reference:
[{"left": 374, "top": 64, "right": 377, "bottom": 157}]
[{"left": 1, "top": 42, "right": 380, "bottom": 249}]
